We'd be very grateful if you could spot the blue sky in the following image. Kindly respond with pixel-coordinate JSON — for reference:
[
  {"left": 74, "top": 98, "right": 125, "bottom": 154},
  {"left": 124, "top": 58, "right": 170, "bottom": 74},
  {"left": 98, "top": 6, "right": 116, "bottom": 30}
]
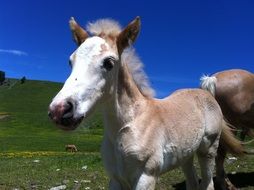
[{"left": 1, "top": 0, "right": 254, "bottom": 98}]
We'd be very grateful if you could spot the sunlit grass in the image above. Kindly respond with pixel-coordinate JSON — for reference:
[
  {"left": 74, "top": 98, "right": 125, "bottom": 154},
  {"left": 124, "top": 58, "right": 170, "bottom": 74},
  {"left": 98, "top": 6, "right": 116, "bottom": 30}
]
[
  {"left": 0, "top": 152, "right": 107, "bottom": 189},
  {"left": 0, "top": 151, "right": 73, "bottom": 158}
]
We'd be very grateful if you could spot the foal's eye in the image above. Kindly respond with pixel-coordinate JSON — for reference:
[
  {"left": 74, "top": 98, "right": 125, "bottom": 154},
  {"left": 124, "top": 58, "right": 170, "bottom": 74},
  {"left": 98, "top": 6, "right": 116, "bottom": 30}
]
[{"left": 102, "top": 57, "right": 114, "bottom": 71}]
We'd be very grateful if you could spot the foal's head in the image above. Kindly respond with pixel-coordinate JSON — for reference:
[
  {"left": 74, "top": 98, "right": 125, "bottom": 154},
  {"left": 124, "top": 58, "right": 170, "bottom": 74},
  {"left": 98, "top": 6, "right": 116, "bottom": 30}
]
[{"left": 48, "top": 17, "right": 140, "bottom": 130}]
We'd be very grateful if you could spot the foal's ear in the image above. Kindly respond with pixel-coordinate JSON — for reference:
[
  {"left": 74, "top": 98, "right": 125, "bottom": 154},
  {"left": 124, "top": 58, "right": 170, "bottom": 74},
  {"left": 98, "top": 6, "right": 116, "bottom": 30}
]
[
  {"left": 117, "top": 16, "right": 141, "bottom": 54},
  {"left": 69, "top": 17, "right": 89, "bottom": 46}
]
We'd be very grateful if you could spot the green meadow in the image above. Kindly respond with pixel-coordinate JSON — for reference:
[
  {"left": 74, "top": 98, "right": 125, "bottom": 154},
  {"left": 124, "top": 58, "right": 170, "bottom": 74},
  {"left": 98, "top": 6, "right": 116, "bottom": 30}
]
[{"left": 0, "top": 79, "right": 253, "bottom": 189}]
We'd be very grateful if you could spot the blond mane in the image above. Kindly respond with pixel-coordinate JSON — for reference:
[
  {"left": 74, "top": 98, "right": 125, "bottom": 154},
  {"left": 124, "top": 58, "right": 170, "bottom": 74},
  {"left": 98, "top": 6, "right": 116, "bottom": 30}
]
[{"left": 86, "top": 19, "right": 155, "bottom": 97}]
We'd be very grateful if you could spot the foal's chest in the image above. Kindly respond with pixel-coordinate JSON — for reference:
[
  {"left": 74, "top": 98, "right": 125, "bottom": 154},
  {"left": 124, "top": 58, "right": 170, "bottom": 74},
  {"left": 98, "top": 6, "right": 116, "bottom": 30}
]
[{"left": 116, "top": 126, "right": 147, "bottom": 160}]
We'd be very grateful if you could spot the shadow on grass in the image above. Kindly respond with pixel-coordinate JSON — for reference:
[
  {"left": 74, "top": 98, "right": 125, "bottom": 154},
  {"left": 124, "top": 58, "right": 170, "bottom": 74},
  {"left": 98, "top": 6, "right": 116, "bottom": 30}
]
[
  {"left": 226, "top": 172, "right": 254, "bottom": 188},
  {"left": 172, "top": 172, "right": 254, "bottom": 190}
]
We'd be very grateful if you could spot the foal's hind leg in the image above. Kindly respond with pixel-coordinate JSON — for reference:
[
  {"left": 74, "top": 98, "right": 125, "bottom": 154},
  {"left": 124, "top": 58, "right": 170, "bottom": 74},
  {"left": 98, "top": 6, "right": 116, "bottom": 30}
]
[
  {"left": 134, "top": 173, "right": 156, "bottom": 190},
  {"left": 197, "top": 135, "right": 220, "bottom": 190},
  {"left": 181, "top": 155, "right": 199, "bottom": 190},
  {"left": 197, "top": 152, "right": 216, "bottom": 190}
]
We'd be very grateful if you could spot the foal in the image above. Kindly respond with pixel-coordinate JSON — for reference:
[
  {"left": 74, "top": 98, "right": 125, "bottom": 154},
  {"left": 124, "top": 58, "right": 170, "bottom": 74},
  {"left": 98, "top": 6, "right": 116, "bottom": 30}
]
[{"left": 49, "top": 17, "right": 244, "bottom": 190}]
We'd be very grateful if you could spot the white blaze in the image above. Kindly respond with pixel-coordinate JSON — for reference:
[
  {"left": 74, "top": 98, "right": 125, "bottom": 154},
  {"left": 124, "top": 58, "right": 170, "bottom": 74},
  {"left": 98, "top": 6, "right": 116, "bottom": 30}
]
[{"left": 50, "top": 36, "right": 117, "bottom": 119}]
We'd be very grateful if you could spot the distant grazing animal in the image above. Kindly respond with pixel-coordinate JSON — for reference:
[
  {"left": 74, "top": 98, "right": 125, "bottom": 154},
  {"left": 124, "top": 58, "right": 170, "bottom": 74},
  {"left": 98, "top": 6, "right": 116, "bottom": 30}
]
[
  {"left": 49, "top": 17, "right": 244, "bottom": 190},
  {"left": 201, "top": 69, "right": 254, "bottom": 190},
  {"left": 65, "top": 144, "right": 78, "bottom": 152}
]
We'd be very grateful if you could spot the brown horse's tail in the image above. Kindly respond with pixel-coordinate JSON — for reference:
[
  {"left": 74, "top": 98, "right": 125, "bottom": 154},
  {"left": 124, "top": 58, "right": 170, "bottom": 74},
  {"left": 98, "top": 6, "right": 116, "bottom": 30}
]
[
  {"left": 200, "top": 75, "right": 217, "bottom": 96},
  {"left": 219, "top": 120, "right": 245, "bottom": 156}
]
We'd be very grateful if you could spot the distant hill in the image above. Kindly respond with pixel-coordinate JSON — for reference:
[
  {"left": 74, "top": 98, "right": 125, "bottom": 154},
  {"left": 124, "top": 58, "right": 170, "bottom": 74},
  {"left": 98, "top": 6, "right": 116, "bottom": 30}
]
[
  {"left": 0, "top": 79, "right": 103, "bottom": 153},
  {"left": 0, "top": 79, "right": 62, "bottom": 116}
]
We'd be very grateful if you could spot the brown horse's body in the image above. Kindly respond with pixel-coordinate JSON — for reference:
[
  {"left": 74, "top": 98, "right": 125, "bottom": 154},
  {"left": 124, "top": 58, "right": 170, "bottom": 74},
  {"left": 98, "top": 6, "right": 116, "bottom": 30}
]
[
  {"left": 201, "top": 69, "right": 254, "bottom": 189},
  {"left": 213, "top": 69, "right": 254, "bottom": 139},
  {"left": 65, "top": 144, "right": 78, "bottom": 152}
]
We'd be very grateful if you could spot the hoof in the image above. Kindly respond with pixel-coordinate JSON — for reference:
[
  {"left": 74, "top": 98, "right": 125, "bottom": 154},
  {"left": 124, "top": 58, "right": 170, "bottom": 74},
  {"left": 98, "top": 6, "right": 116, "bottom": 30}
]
[{"left": 225, "top": 178, "right": 238, "bottom": 190}]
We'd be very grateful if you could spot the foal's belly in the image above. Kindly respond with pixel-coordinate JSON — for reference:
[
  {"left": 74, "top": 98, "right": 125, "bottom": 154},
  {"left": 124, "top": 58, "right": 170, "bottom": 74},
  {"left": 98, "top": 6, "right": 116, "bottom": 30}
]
[{"left": 159, "top": 140, "right": 202, "bottom": 173}]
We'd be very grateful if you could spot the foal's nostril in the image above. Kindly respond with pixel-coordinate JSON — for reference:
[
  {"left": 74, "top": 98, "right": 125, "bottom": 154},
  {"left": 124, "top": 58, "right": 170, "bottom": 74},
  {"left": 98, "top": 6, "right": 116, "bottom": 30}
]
[
  {"left": 48, "top": 111, "right": 53, "bottom": 119},
  {"left": 62, "top": 101, "right": 74, "bottom": 119}
]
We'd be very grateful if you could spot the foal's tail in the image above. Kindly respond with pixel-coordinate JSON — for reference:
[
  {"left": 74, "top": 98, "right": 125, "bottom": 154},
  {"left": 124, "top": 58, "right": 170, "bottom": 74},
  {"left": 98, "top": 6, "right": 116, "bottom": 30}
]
[
  {"left": 220, "top": 120, "right": 245, "bottom": 156},
  {"left": 200, "top": 75, "right": 217, "bottom": 96}
]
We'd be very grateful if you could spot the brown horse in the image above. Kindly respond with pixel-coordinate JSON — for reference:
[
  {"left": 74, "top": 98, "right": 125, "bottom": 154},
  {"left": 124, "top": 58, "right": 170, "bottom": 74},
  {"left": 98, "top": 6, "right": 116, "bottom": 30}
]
[
  {"left": 201, "top": 69, "right": 254, "bottom": 190},
  {"left": 49, "top": 17, "right": 244, "bottom": 190},
  {"left": 65, "top": 144, "right": 78, "bottom": 152}
]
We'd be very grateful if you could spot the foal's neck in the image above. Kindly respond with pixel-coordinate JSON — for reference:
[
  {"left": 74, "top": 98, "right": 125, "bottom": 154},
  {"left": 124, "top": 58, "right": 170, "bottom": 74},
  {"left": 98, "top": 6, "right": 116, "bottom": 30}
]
[
  {"left": 102, "top": 62, "right": 146, "bottom": 140},
  {"left": 117, "top": 62, "right": 143, "bottom": 106}
]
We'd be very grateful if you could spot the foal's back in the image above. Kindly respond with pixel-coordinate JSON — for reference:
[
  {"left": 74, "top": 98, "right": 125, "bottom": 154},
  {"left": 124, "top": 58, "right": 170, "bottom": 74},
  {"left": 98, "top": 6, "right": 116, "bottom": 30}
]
[
  {"left": 144, "top": 88, "right": 223, "bottom": 141},
  {"left": 152, "top": 88, "right": 222, "bottom": 134}
]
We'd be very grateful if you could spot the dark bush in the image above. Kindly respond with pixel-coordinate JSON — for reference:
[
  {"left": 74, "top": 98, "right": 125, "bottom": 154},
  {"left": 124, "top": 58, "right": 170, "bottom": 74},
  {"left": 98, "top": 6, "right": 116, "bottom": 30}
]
[
  {"left": 20, "top": 76, "right": 26, "bottom": 84},
  {"left": 0, "top": 71, "right": 5, "bottom": 84}
]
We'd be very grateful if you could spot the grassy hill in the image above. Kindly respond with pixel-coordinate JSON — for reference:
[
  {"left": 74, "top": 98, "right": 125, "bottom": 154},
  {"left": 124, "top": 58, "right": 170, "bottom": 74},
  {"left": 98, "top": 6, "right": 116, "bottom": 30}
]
[
  {"left": 0, "top": 79, "right": 109, "bottom": 189},
  {"left": 0, "top": 79, "right": 103, "bottom": 153}
]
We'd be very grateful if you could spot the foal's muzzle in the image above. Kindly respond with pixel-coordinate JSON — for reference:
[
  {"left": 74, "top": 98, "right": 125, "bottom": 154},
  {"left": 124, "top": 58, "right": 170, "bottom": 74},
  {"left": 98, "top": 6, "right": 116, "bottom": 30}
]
[{"left": 48, "top": 100, "right": 83, "bottom": 130}]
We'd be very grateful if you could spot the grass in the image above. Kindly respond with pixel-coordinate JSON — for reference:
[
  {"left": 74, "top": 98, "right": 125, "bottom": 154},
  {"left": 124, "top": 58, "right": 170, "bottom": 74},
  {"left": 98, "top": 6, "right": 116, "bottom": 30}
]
[
  {"left": 0, "top": 152, "right": 107, "bottom": 190},
  {"left": 0, "top": 152, "right": 253, "bottom": 190},
  {"left": 0, "top": 79, "right": 254, "bottom": 189},
  {"left": 0, "top": 79, "right": 103, "bottom": 153},
  {"left": 0, "top": 79, "right": 106, "bottom": 189}
]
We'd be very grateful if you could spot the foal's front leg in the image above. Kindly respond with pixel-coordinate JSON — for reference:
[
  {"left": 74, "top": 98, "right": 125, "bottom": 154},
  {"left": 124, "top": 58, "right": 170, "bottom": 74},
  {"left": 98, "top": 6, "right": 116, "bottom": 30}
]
[
  {"left": 102, "top": 138, "right": 128, "bottom": 190},
  {"left": 109, "top": 178, "right": 128, "bottom": 190},
  {"left": 134, "top": 173, "right": 157, "bottom": 190}
]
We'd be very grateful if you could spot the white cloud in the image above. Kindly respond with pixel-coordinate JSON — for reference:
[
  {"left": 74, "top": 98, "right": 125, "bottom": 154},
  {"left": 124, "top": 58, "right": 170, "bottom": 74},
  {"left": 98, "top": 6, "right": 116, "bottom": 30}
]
[{"left": 0, "top": 49, "right": 28, "bottom": 56}]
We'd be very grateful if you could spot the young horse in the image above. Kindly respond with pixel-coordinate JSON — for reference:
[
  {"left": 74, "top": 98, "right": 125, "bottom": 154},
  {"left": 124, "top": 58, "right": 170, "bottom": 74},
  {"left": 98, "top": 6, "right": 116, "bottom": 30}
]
[
  {"left": 49, "top": 17, "right": 244, "bottom": 190},
  {"left": 201, "top": 69, "right": 254, "bottom": 190}
]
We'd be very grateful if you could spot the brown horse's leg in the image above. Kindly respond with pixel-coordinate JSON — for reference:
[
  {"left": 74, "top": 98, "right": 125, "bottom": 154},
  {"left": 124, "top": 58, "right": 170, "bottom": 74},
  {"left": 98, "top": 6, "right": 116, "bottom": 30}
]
[
  {"left": 215, "top": 147, "right": 237, "bottom": 190},
  {"left": 247, "top": 128, "right": 254, "bottom": 138},
  {"left": 240, "top": 128, "right": 248, "bottom": 141}
]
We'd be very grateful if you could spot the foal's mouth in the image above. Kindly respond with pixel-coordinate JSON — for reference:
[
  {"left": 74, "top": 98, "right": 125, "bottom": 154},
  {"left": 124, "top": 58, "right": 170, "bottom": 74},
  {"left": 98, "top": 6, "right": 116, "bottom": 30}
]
[
  {"left": 55, "top": 116, "right": 84, "bottom": 131},
  {"left": 48, "top": 101, "right": 85, "bottom": 131}
]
